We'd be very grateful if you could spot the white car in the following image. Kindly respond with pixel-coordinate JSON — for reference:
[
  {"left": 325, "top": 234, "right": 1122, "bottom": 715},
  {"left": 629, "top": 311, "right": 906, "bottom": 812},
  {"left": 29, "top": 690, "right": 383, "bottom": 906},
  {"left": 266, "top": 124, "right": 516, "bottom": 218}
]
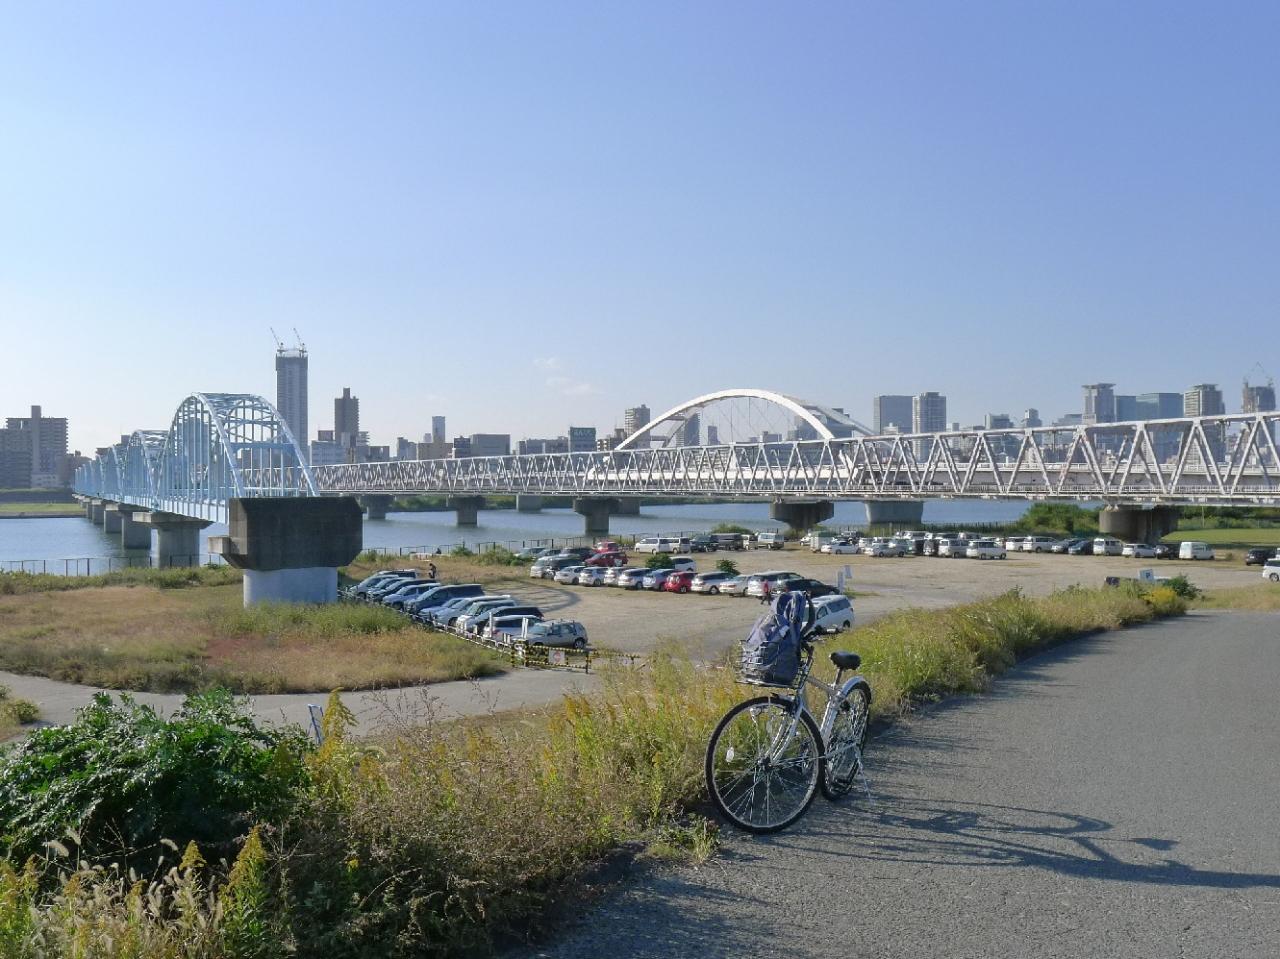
[
  {"left": 1022, "top": 536, "right": 1057, "bottom": 553},
  {"left": 616, "top": 569, "right": 648, "bottom": 589},
  {"left": 605, "top": 566, "right": 643, "bottom": 586},
  {"left": 811, "top": 594, "right": 855, "bottom": 633},
  {"left": 1262, "top": 559, "right": 1280, "bottom": 582},
  {"left": 576, "top": 566, "right": 608, "bottom": 586},
  {"left": 1093, "top": 537, "right": 1124, "bottom": 556},
  {"left": 1003, "top": 537, "right": 1025, "bottom": 552},
  {"left": 822, "top": 540, "right": 859, "bottom": 555},
  {"left": 553, "top": 565, "right": 586, "bottom": 585},
  {"left": 937, "top": 537, "right": 968, "bottom": 558},
  {"left": 633, "top": 536, "right": 683, "bottom": 554},
  {"left": 744, "top": 571, "right": 801, "bottom": 598},
  {"left": 966, "top": 539, "right": 1007, "bottom": 560},
  {"left": 689, "top": 571, "right": 733, "bottom": 594},
  {"left": 1122, "top": 543, "right": 1157, "bottom": 558},
  {"left": 862, "top": 537, "right": 903, "bottom": 558}
]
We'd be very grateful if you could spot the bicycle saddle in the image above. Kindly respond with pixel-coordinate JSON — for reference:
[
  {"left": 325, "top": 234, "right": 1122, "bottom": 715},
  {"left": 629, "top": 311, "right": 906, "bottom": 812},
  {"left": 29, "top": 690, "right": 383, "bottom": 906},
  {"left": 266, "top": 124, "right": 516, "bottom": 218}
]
[{"left": 830, "top": 651, "right": 861, "bottom": 670}]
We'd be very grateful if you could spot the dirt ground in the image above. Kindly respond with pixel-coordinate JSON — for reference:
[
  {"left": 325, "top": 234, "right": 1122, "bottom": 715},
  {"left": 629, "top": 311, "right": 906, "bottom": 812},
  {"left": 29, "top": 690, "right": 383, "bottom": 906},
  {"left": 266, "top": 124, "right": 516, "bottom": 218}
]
[{"left": 481, "top": 547, "right": 1265, "bottom": 662}]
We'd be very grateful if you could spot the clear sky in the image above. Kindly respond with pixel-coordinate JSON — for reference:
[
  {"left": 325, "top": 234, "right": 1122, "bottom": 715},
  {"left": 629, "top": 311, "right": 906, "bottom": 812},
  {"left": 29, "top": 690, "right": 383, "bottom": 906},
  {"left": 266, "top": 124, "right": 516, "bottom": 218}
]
[{"left": 2, "top": 1, "right": 1277, "bottom": 453}]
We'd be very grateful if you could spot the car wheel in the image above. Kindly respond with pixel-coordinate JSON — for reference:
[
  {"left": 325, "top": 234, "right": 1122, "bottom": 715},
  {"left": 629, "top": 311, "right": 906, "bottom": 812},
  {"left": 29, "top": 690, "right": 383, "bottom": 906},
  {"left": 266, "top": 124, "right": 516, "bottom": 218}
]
[
  {"left": 573, "top": 638, "right": 587, "bottom": 650},
  {"left": 679, "top": 586, "right": 689, "bottom": 594},
  {"left": 1270, "top": 572, "right": 1279, "bottom": 582},
  {"left": 709, "top": 586, "right": 720, "bottom": 595},
  {"left": 841, "top": 621, "right": 851, "bottom": 631}
]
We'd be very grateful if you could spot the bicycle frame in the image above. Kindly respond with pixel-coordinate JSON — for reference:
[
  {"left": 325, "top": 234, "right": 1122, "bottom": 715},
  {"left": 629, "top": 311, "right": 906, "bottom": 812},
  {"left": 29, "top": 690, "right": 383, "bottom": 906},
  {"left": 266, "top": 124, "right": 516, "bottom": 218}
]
[{"left": 768, "top": 639, "right": 869, "bottom": 762}]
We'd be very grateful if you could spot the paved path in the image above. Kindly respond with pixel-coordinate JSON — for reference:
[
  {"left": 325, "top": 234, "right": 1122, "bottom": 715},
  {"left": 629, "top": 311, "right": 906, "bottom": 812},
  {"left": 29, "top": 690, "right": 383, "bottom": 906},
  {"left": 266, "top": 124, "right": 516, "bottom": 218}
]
[
  {"left": 1, "top": 665, "right": 600, "bottom": 735},
  {"left": 518, "top": 611, "right": 1280, "bottom": 959}
]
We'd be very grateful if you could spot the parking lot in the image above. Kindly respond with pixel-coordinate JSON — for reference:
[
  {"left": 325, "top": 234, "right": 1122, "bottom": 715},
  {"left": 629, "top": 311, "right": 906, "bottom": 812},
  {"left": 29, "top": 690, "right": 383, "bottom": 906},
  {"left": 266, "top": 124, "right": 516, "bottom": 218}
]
[{"left": 469, "top": 547, "right": 1265, "bottom": 662}]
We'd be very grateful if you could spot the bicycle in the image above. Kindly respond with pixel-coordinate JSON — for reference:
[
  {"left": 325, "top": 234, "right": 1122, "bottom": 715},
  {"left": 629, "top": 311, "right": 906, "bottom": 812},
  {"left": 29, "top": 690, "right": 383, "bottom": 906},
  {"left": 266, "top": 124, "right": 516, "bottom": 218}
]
[{"left": 705, "top": 597, "right": 872, "bottom": 833}]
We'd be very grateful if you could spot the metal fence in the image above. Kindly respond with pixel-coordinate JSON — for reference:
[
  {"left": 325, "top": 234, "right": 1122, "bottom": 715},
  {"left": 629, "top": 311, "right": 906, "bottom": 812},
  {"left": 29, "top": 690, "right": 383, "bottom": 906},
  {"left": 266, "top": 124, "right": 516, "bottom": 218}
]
[{"left": 0, "top": 553, "right": 224, "bottom": 576}]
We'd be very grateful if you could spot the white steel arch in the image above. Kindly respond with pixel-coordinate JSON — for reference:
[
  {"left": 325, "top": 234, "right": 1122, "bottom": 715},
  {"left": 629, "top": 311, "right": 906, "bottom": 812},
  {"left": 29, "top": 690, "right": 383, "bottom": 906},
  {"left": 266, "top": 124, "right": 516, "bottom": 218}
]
[{"left": 616, "top": 388, "right": 872, "bottom": 450}]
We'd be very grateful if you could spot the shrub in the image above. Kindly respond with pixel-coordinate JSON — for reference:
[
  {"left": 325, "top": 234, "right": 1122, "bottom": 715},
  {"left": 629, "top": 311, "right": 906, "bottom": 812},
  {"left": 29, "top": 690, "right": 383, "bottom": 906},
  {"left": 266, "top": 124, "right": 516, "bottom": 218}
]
[
  {"left": 716, "top": 559, "right": 740, "bottom": 576},
  {"left": 450, "top": 544, "right": 474, "bottom": 557},
  {"left": 646, "top": 552, "right": 673, "bottom": 569},
  {"left": 1161, "top": 574, "right": 1201, "bottom": 600},
  {"left": 0, "top": 686, "right": 38, "bottom": 726},
  {"left": 473, "top": 546, "right": 527, "bottom": 567},
  {"left": 0, "top": 690, "right": 311, "bottom": 866},
  {"left": 710, "top": 523, "right": 753, "bottom": 535}
]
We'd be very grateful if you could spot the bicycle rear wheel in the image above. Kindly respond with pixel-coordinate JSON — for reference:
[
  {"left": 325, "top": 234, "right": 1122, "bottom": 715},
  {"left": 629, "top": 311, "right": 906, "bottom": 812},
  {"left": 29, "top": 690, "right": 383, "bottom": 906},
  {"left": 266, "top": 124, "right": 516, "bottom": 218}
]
[
  {"left": 821, "top": 685, "right": 870, "bottom": 800},
  {"left": 705, "top": 695, "right": 823, "bottom": 833}
]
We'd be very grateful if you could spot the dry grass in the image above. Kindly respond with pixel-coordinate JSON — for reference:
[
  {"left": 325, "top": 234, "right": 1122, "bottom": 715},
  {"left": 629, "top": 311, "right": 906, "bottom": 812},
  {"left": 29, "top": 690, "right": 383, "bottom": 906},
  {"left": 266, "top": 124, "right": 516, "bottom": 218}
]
[
  {"left": 0, "top": 584, "right": 503, "bottom": 693},
  {"left": 341, "top": 552, "right": 527, "bottom": 590},
  {"left": 1195, "top": 582, "right": 1280, "bottom": 611}
]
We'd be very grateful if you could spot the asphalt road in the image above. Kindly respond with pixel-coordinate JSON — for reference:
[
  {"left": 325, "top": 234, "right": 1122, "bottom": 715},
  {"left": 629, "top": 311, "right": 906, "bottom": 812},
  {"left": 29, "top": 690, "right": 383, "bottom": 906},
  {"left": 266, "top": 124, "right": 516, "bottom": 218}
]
[{"left": 517, "top": 611, "right": 1280, "bottom": 959}]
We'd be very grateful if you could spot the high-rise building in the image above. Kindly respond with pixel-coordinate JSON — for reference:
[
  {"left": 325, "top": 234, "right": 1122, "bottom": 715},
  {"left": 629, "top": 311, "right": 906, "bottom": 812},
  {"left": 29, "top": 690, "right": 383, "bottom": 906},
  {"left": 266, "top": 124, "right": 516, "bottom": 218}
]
[
  {"left": 912, "top": 392, "right": 947, "bottom": 459},
  {"left": 334, "top": 388, "right": 359, "bottom": 445},
  {"left": 453, "top": 434, "right": 510, "bottom": 458},
  {"left": 568, "top": 426, "right": 596, "bottom": 453},
  {"left": 1184, "top": 384, "right": 1225, "bottom": 417},
  {"left": 1115, "top": 395, "right": 1139, "bottom": 422},
  {"left": 1243, "top": 383, "right": 1277, "bottom": 414},
  {"left": 984, "top": 413, "right": 1014, "bottom": 430},
  {"left": 623, "top": 405, "right": 650, "bottom": 436},
  {"left": 1022, "top": 408, "right": 1042, "bottom": 429},
  {"left": 519, "top": 437, "right": 569, "bottom": 455},
  {"left": 682, "top": 413, "right": 701, "bottom": 446},
  {"left": 395, "top": 437, "right": 417, "bottom": 460},
  {"left": 873, "top": 395, "right": 913, "bottom": 435},
  {"left": 1082, "top": 384, "right": 1116, "bottom": 424},
  {"left": 275, "top": 345, "right": 308, "bottom": 457},
  {"left": 1, "top": 406, "right": 68, "bottom": 488},
  {"left": 1135, "top": 392, "right": 1183, "bottom": 419},
  {"left": 431, "top": 416, "right": 447, "bottom": 446}
]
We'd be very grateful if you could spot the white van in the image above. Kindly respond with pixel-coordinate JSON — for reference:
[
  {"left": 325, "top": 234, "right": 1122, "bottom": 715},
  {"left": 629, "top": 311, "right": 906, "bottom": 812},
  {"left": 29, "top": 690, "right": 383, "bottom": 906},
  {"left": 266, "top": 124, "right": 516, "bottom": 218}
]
[
  {"left": 1179, "top": 541, "right": 1215, "bottom": 561},
  {"left": 633, "top": 536, "right": 684, "bottom": 554},
  {"left": 757, "top": 532, "right": 786, "bottom": 550},
  {"left": 1093, "top": 537, "right": 1124, "bottom": 556},
  {"left": 1022, "top": 535, "right": 1058, "bottom": 553}
]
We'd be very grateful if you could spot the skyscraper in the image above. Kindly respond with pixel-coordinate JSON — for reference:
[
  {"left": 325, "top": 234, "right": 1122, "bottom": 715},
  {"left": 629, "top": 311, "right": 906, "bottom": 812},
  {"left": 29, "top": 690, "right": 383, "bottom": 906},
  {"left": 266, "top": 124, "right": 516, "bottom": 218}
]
[
  {"left": 1183, "top": 384, "right": 1225, "bottom": 417},
  {"left": 912, "top": 392, "right": 947, "bottom": 458},
  {"left": 1022, "top": 408, "right": 1043, "bottom": 429},
  {"left": 682, "top": 413, "right": 701, "bottom": 446},
  {"left": 873, "top": 395, "right": 913, "bottom": 435},
  {"left": 568, "top": 426, "right": 596, "bottom": 453},
  {"left": 334, "top": 387, "right": 359, "bottom": 446},
  {"left": 1243, "top": 383, "right": 1276, "bottom": 414},
  {"left": 1115, "top": 395, "right": 1138, "bottom": 422},
  {"left": 275, "top": 344, "right": 308, "bottom": 456},
  {"left": 2, "top": 405, "right": 68, "bottom": 488},
  {"left": 431, "top": 416, "right": 446, "bottom": 446},
  {"left": 623, "top": 405, "right": 650, "bottom": 436},
  {"left": 1082, "top": 384, "right": 1116, "bottom": 424}
]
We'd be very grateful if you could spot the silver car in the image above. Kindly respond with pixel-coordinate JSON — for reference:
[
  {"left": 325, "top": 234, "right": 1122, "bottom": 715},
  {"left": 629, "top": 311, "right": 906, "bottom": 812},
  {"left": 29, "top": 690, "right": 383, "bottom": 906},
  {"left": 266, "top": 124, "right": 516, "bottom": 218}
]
[
  {"left": 641, "top": 569, "right": 674, "bottom": 590},
  {"left": 689, "top": 571, "right": 733, "bottom": 594},
  {"left": 616, "top": 568, "right": 648, "bottom": 589}
]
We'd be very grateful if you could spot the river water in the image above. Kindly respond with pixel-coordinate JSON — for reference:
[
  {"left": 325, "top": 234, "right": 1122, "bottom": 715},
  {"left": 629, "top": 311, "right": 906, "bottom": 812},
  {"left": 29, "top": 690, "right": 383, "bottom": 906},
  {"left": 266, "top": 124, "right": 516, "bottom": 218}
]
[{"left": 0, "top": 500, "right": 1030, "bottom": 574}]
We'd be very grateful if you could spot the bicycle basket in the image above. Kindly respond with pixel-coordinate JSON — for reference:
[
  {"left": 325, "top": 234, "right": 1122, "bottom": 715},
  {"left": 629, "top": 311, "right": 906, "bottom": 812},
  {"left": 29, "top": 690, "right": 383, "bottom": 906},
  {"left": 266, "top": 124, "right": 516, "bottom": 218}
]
[{"left": 740, "top": 590, "right": 808, "bottom": 686}]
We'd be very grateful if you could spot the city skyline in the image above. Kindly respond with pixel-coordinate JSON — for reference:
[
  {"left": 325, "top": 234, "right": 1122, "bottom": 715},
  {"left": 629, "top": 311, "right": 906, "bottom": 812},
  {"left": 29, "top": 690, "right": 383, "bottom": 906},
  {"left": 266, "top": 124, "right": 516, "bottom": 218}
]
[{"left": 3, "top": 4, "right": 1278, "bottom": 453}]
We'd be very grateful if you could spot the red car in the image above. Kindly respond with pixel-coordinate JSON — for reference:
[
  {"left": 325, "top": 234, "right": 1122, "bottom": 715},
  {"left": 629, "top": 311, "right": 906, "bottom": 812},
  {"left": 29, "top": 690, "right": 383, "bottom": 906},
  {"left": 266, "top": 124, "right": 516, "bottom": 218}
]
[
  {"left": 594, "top": 540, "right": 623, "bottom": 553},
  {"left": 585, "top": 550, "right": 628, "bottom": 568},
  {"left": 663, "top": 570, "right": 695, "bottom": 593}
]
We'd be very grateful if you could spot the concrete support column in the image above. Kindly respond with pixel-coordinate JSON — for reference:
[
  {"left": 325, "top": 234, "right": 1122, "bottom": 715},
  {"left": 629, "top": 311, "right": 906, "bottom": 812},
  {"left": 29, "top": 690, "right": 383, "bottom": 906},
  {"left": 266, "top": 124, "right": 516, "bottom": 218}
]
[
  {"left": 211, "top": 496, "right": 363, "bottom": 606},
  {"left": 361, "top": 495, "right": 394, "bottom": 521},
  {"left": 153, "top": 521, "right": 208, "bottom": 567},
  {"left": 864, "top": 500, "right": 925, "bottom": 528},
  {"left": 515, "top": 495, "right": 543, "bottom": 513},
  {"left": 83, "top": 501, "right": 95, "bottom": 521},
  {"left": 90, "top": 500, "right": 106, "bottom": 525},
  {"left": 574, "top": 496, "right": 619, "bottom": 536},
  {"left": 770, "top": 498, "right": 835, "bottom": 535},
  {"left": 613, "top": 497, "right": 641, "bottom": 516},
  {"left": 120, "top": 510, "right": 152, "bottom": 549},
  {"left": 1098, "top": 506, "right": 1181, "bottom": 544},
  {"left": 448, "top": 495, "right": 485, "bottom": 526},
  {"left": 102, "top": 505, "right": 123, "bottom": 534}
]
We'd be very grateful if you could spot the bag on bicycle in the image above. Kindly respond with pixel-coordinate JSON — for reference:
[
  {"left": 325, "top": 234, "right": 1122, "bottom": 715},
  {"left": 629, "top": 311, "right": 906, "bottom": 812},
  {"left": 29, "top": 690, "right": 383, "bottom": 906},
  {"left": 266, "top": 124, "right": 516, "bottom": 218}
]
[{"left": 740, "top": 590, "right": 808, "bottom": 686}]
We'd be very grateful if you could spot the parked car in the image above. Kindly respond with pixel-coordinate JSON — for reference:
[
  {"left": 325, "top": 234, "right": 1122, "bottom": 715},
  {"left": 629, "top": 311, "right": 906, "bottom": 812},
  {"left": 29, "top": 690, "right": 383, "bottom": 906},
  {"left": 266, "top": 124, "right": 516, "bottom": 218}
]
[
  {"left": 1245, "top": 547, "right": 1276, "bottom": 566},
  {"left": 710, "top": 532, "right": 748, "bottom": 550},
  {"left": 520, "top": 620, "right": 589, "bottom": 650},
  {"left": 633, "top": 536, "right": 684, "bottom": 554},
  {"left": 584, "top": 550, "right": 628, "bottom": 568},
  {"left": 921, "top": 537, "right": 943, "bottom": 557},
  {"left": 1153, "top": 543, "right": 1177, "bottom": 559},
  {"left": 811, "top": 594, "right": 855, "bottom": 633},
  {"left": 641, "top": 568, "right": 675, "bottom": 590},
  {"left": 1179, "top": 541, "right": 1215, "bottom": 561},
  {"left": 367, "top": 576, "right": 430, "bottom": 601},
  {"left": 1067, "top": 540, "right": 1095, "bottom": 556},
  {"left": 593, "top": 540, "right": 623, "bottom": 553},
  {"left": 966, "top": 539, "right": 1007, "bottom": 560},
  {"left": 721, "top": 574, "right": 751, "bottom": 597},
  {"left": 1262, "top": 558, "right": 1280, "bottom": 582},
  {"left": 350, "top": 569, "right": 417, "bottom": 598},
  {"left": 576, "top": 566, "right": 609, "bottom": 586},
  {"left": 553, "top": 565, "right": 587, "bottom": 585},
  {"left": 555, "top": 547, "right": 595, "bottom": 561},
  {"left": 615, "top": 568, "right": 648, "bottom": 589},
  {"left": 484, "top": 614, "right": 545, "bottom": 644},
  {"left": 938, "top": 537, "right": 969, "bottom": 558},
  {"left": 1002, "top": 537, "right": 1025, "bottom": 552},
  {"left": 1122, "top": 543, "right": 1157, "bottom": 558},
  {"left": 774, "top": 576, "right": 839, "bottom": 597},
  {"left": 605, "top": 566, "right": 644, "bottom": 586},
  {"left": 689, "top": 571, "right": 732, "bottom": 594},
  {"left": 530, "top": 555, "right": 577, "bottom": 579},
  {"left": 822, "top": 539, "right": 859, "bottom": 555},
  {"left": 668, "top": 556, "right": 697, "bottom": 573},
  {"left": 426, "top": 595, "right": 482, "bottom": 626},
  {"left": 405, "top": 583, "right": 485, "bottom": 619},
  {"left": 381, "top": 580, "right": 441, "bottom": 610},
  {"left": 744, "top": 571, "right": 802, "bottom": 598},
  {"left": 756, "top": 532, "right": 786, "bottom": 550},
  {"left": 514, "top": 546, "right": 556, "bottom": 560},
  {"left": 1022, "top": 535, "right": 1057, "bottom": 553},
  {"left": 1051, "top": 539, "right": 1082, "bottom": 554},
  {"left": 468, "top": 604, "right": 542, "bottom": 635},
  {"left": 688, "top": 535, "right": 717, "bottom": 553},
  {"left": 1093, "top": 537, "right": 1124, "bottom": 556},
  {"left": 664, "top": 570, "right": 696, "bottom": 593},
  {"left": 864, "top": 538, "right": 906, "bottom": 558},
  {"left": 446, "top": 596, "right": 515, "bottom": 630}
]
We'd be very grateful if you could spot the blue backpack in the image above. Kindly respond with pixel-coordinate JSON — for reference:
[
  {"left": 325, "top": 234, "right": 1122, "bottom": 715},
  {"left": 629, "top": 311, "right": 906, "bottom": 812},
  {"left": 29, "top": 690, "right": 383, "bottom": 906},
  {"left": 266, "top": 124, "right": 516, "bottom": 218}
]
[{"left": 740, "top": 591, "right": 809, "bottom": 686}]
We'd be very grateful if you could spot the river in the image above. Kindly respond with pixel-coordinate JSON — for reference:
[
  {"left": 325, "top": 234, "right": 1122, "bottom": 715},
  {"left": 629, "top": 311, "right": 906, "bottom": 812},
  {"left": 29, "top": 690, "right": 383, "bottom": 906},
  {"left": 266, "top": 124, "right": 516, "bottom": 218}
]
[{"left": 0, "top": 500, "right": 1031, "bottom": 574}]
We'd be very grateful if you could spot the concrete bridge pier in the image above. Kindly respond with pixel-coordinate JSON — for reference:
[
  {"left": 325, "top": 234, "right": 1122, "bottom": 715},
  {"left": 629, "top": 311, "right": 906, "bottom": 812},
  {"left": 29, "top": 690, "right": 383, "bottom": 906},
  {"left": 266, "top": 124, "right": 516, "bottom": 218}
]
[
  {"left": 361, "top": 494, "right": 394, "bottom": 521},
  {"left": 1098, "top": 506, "right": 1181, "bottom": 544},
  {"left": 515, "top": 495, "right": 543, "bottom": 513},
  {"left": 89, "top": 499, "right": 106, "bottom": 525},
  {"left": 574, "top": 496, "right": 620, "bottom": 536},
  {"left": 211, "top": 497, "right": 363, "bottom": 605},
  {"left": 613, "top": 497, "right": 641, "bottom": 516},
  {"left": 448, "top": 495, "right": 485, "bottom": 526},
  {"left": 102, "top": 504, "right": 123, "bottom": 534},
  {"left": 119, "top": 508, "right": 152, "bottom": 550},
  {"left": 137, "top": 512, "right": 212, "bottom": 567},
  {"left": 770, "top": 499, "right": 835, "bottom": 535},
  {"left": 864, "top": 500, "right": 925, "bottom": 528}
]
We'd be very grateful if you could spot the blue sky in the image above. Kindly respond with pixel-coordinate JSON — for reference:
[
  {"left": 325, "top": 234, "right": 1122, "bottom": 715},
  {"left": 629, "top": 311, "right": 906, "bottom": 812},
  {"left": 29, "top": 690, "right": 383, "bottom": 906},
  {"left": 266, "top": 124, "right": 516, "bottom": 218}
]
[{"left": 2, "top": 1, "right": 1277, "bottom": 453}]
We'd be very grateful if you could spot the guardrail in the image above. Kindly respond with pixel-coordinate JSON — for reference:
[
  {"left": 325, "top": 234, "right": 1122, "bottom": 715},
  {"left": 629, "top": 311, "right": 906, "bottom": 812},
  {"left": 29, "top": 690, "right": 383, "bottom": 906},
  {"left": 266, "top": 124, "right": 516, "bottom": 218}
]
[{"left": 0, "top": 553, "right": 225, "bottom": 576}]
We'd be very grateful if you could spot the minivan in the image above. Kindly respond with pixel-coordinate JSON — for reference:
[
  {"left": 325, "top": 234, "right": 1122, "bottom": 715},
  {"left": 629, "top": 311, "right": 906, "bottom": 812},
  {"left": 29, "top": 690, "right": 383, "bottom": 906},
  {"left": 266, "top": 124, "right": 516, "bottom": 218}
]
[
  {"left": 1092, "top": 537, "right": 1124, "bottom": 556},
  {"left": 633, "top": 536, "right": 683, "bottom": 554},
  {"left": 757, "top": 532, "right": 786, "bottom": 550},
  {"left": 1179, "top": 541, "right": 1215, "bottom": 561}
]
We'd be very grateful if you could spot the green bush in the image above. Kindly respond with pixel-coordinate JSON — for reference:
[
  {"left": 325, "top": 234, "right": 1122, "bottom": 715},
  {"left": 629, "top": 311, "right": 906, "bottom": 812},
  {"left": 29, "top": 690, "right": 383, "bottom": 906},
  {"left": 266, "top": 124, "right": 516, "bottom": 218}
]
[
  {"left": 715, "top": 559, "right": 740, "bottom": 576},
  {"left": 450, "top": 544, "right": 474, "bottom": 557},
  {"left": 0, "top": 565, "right": 241, "bottom": 595},
  {"left": 0, "top": 685, "right": 39, "bottom": 726},
  {"left": 0, "top": 690, "right": 311, "bottom": 866},
  {"left": 474, "top": 546, "right": 527, "bottom": 567},
  {"left": 710, "top": 523, "right": 753, "bottom": 535},
  {"left": 1162, "top": 574, "right": 1201, "bottom": 600},
  {"left": 646, "top": 552, "right": 673, "bottom": 569}
]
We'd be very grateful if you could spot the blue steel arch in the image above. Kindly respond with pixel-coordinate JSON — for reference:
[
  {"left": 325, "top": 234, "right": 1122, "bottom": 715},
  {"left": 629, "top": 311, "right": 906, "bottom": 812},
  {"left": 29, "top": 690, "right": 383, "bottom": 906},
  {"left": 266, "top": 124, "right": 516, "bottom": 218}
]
[{"left": 73, "top": 393, "right": 316, "bottom": 524}]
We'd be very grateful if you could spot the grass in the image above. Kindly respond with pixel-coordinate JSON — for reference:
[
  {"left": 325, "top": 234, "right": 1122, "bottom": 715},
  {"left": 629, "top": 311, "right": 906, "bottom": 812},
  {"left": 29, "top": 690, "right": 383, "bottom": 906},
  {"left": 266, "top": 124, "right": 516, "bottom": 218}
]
[
  {"left": 1194, "top": 582, "right": 1280, "bottom": 611},
  {"left": 1161, "top": 527, "right": 1280, "bottom": 548},
  {"left": 0, "top": 584, "right": 503, "bottom": 693},
  {"left": 0, "top": 684, "right": 39, "bottom": 742},
  {"left": 0, "top": 502, "right": 82, "bottom": 516},
  {"left": 342, "top": 551, "right": 526, "bottom": 589},
  {"left": 0, "top": 565, "right": 242, "bottom": 595}
]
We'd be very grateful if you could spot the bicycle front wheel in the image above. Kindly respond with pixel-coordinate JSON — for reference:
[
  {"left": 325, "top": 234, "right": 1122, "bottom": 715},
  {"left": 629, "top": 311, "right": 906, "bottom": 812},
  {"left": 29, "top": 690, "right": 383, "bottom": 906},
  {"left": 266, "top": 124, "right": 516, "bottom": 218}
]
[
  {"left": 821, "top": 684, "right": 870, "bottom": 800},
  {"left": 705, "top": 695, "right": 823, "bottom": 833}
]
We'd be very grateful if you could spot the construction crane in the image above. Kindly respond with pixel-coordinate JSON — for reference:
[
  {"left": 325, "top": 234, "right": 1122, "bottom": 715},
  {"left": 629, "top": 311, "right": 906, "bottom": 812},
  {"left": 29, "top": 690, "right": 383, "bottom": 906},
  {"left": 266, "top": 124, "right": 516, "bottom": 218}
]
[
  {"left": 1243, "top": 362, "right": 1276, "bottom": 413},
  {"left": 269, "top": 327, "right": 285, "bottom": 351}
]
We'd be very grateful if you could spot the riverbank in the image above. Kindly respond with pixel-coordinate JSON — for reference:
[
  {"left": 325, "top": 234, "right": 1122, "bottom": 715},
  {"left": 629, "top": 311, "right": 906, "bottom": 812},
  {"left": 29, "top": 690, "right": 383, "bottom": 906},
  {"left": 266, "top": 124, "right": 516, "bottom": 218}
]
[{"left": 0, "top": 503, "right": 83, "bottom": 518}]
